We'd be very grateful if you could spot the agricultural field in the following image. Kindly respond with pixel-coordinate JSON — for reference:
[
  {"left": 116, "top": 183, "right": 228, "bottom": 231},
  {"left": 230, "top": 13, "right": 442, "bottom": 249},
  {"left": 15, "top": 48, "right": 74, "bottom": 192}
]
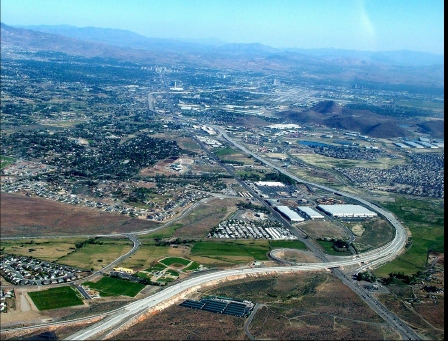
[
  {"left": 213, "top": 146, "right": 258, "bottom": 166},
  {"left": 56, "top": 237, "right": 133, "bottom": 271},
  {"left": 373, "top": 196, "right": 444, "bottom": 277},
  {"left": 189, "top": 239, "right": 306, "bottom": 267},
  {"left": 83, "top": 276, "right": 145, "bottom": 297},
  {"left": 28, "top": 287, "right": 84, "bottom": 311}
]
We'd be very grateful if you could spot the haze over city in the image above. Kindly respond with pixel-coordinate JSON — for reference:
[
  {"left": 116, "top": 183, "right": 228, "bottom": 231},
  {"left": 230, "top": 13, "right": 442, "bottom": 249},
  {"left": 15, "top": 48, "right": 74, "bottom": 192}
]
[{"left": 1, "top": 0, "right": 444, "bottom": 54}]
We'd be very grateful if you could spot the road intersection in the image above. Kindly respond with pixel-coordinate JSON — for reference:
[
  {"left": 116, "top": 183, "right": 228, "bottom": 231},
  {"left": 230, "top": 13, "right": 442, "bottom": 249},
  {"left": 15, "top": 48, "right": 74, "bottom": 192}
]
[{"left": 64, "top": 127, "right": 419, "bottom": 340}]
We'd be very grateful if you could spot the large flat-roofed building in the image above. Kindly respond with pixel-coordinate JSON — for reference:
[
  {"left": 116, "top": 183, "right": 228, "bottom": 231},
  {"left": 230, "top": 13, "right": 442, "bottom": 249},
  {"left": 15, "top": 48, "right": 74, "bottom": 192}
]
[
  {"left": 255, "top": 181, "right": 285, "bottom": 187},
  {"left": 275, "top": 206, "right": 305, "bottom": 222},
  {"left": 317, "top": 204, "right": 377, "bottom": 218},
  {"left": 297, "top": 206, "right": 324, "bottom": 219}
]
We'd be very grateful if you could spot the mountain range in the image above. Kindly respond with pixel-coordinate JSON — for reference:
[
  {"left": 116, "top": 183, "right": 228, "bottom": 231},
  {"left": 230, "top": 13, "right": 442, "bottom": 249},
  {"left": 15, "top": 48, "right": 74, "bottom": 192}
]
[{"left": 1, "top": 23, "right": 444, "bottom": 138}]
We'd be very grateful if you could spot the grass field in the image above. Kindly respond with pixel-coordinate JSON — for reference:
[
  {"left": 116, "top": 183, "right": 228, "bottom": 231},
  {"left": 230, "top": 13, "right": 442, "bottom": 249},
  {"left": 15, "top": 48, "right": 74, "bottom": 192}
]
[
  {"left": 1, "top": 156, "right": 15, "bottom": 169},
  {"left": 190, "top": 239, "right": 307, "bottom": 265},
  {"left": 316, "top": 240, "right": 350, "bottom": 256},
  {"left": 83, "top": 276, "right": 145, "bottom": 297},
  {"left": 268, "top": 240, "right": 307, "bottom": 250},
  {"left": 294, "top": 153, "right": 405, "bottom": 170},
  {"left": 159, "top": 257, "right": 191, "bottom": 266},
  {"left": 213, "top": 147, "right": 239, "bottom": 156},
  {"left": 57, "top": 238, "right": 133, "bottom": 271},
  {"left": 373, "top": 196, "right": 444, "bottom": 277},
  {"left": 183, "top": 261, "right": 201, "bottom": 271},
  {"left": 117, "top": 242, "right": 186, "bottom": 270},
  {"left": 28, "top": 286, "right": 84, "bottom": 310},
  {"left": 347, "top": 218, "right": 395, "bottom": 253},
  {"left": 0, "top": 237, "right": 86, "bottom": 262}
]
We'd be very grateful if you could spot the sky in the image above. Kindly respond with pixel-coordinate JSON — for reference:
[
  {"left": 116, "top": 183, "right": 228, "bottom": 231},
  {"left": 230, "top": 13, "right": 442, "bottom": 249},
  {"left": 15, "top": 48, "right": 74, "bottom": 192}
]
[{"left": 1, "top": 0, "right": 444, "bottom": 54}]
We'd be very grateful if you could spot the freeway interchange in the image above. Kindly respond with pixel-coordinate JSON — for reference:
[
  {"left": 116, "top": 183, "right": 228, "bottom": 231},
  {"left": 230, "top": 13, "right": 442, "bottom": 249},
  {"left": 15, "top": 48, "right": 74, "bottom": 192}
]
[{"left": 63, "top": 126, "right": 421, "bottom": 340}]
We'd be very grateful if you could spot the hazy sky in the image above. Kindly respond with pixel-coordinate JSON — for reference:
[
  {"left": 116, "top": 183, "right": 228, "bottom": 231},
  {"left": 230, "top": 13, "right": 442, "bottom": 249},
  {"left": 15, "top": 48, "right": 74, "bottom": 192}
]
[{"left": 1, "top": 0, "right": 444, "bottom": 54}]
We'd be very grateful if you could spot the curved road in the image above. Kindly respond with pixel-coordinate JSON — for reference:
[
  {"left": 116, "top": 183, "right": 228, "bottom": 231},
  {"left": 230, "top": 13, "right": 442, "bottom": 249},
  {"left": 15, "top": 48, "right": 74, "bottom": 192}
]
[{"left": 62, "top": 127, "right": 418, "bottom": 340}]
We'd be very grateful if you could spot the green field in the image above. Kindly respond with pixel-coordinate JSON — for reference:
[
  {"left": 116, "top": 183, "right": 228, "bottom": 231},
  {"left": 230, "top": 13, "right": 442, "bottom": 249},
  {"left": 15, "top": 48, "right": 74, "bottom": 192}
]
[
  {"left": 373, "top": 196, "right": 444, "bottom": 277},
  {"left": 316, "top": 240, "right": 350, "bottom": 256},
  {"left": 268, "top": 240, "right": 307, "bottom": 250},
  {"left": 57, "top": 238, "right": 133, "bottom": 271},
  {"left": 145, "top": 223, "right": 183, "bottom": 239},
  {"left": 28, "top": 286, "right": 84, "bottom": 310},
  {"left": 145, "top": 263, "right": 167, "bottom": 272},
  {"left": 183, "top": 261, "right": 201, "bottom": 271},
  {"left": 0, "top": 156, "right": 16, "bottom": 169},
  {"left": 83, "top": 276, "right": 145, "bottom": 297},
  {"left": 191, "top": 239, "right": 307, "bottom": 264},
  {"left": 159, "top": 257, "right": 191, "bottom": 266},
  {"left": 214, "top": 147, "right": 239, "bottom": 156}
]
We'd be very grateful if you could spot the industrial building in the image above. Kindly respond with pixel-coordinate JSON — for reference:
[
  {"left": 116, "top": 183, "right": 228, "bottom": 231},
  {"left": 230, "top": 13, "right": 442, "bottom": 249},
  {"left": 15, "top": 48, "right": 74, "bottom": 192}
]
[
  {"left": 297, "top": 206, "right": 324, "bottom": 219},
  {"left": 255, "top": 181, "right": 285, "bottom": 187},
  {"left": 317, "top": 204, "right": 377, "bottom": 218},
  {"left": 275, "top": 206, "right": 305, "bottom": 222}
]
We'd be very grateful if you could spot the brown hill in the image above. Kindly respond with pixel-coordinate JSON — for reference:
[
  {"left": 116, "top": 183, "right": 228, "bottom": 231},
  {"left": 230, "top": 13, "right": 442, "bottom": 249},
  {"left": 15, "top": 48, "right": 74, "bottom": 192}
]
[
  {"left": 278, "top": 100, "right": 409, "bottom": 138},
  {"left": 363, "top": 122, "right": 407, "bottom": 138},
  {"left": 416, "top": 120, "right": 445, "bottom": 138},
  {"left": 310, "top": 100, "right": 344, "bottom": 114}
]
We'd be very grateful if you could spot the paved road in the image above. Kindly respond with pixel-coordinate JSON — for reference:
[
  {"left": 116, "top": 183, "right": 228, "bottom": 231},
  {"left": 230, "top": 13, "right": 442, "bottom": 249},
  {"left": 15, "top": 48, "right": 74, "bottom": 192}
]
[
  {"left": 4, "top": 124, "right": 418, "bottom": 340},
  {"left": 66, "top": 124, "right": 417, "bottom": 340}
]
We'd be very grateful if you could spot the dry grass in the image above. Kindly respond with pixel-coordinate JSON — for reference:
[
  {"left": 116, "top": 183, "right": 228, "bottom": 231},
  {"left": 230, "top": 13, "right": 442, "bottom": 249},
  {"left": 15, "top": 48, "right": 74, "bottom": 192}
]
[
  {"left": 300, "top": 220, "right": 350, "bottom": 240},
  {"left": 173, "top": 198, "right": 241, "bottom": 238},
  {"left": 110, "top": 272, "right": 399, "bottom": 340},
  {"left": 0, "top": 193, "right": 160, "bottom": 237}
]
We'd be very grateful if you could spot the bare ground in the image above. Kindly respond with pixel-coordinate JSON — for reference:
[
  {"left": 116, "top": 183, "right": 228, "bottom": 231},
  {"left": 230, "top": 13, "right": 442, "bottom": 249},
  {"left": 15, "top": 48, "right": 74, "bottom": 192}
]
[{"left": 0, "top": 193, "right": 160, "bottom": 237}]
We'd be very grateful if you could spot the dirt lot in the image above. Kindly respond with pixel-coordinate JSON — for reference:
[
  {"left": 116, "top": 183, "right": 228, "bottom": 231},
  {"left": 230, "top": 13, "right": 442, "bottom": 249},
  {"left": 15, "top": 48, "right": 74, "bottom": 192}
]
[
  {"left": 300, "top": 220, "right": 350, "bottom": 240},
  {"left": 272, "top": 249, "right": 321, "bottom": 263},
  {"left": 110, "top": 272, "right": 400, "bottom": 340},
  {"left": 173, "top": 197, "right": 241, "bottom": 238},
  {"left": 0, "top": 193, "right": 159, "bottom": 237}
]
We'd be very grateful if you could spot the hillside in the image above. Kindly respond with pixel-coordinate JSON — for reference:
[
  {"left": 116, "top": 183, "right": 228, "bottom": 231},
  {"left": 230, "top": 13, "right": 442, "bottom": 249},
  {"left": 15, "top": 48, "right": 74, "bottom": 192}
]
[{"left": 278, "top": 101, "right": 409, "bottom": 138}]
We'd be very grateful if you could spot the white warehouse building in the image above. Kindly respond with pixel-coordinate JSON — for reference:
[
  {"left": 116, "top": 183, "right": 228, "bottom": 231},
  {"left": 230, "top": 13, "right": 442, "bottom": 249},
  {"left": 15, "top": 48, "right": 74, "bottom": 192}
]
[
  {"left": 297, "top": 206, "right": 324, "bottom": 219},
  {"left": 255, "top": 181, "right": 285, "bottom": 187},
  {"left": 317, "top": 204, "right": 377, "bottom": 218},
  {"left": 275, "top": 206, "right": 305, "bottom": 222}
]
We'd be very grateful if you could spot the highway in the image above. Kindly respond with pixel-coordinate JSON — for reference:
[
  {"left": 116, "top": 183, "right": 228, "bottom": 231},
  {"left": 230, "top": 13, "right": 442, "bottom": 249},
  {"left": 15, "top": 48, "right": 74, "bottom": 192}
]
[
  {"left": 3, "top": 124, "right": 417, "bottom": 340},
  {"left": 66, "top": 258, "right": 420, "bottom": 340},
  {"left": 63, "top": 125, "right": 418, "bottom": 340}
]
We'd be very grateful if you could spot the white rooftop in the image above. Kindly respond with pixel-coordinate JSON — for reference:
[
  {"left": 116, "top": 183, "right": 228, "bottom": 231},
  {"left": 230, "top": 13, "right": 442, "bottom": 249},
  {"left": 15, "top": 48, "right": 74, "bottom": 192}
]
[
  {"left": 317, "top": 204, "right": 377, "bottom": 217},
  {"left": 276, "top": 206, "right": 305, "bottom": 221},
  {"left": 255, "top": 181, "right": 285, "bottom": 187},
  {"left": 297, "top": 206, "right": 324, "bottom": 218}
]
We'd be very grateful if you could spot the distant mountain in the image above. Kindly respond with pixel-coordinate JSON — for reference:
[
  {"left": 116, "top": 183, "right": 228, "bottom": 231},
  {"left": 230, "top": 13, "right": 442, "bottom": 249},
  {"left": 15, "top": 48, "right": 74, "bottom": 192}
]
[
  {"left": 17, "top": 24, "right": 217, "bottom": 53},
  {"left": 16, "top": 24, "right": 444, "bottom": 67},
  {"left": 1, "top": 23, "right": 444, "bottom": 90},
  {"left": 285, "top": 48, "right": 444, "bottom": 66}
]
